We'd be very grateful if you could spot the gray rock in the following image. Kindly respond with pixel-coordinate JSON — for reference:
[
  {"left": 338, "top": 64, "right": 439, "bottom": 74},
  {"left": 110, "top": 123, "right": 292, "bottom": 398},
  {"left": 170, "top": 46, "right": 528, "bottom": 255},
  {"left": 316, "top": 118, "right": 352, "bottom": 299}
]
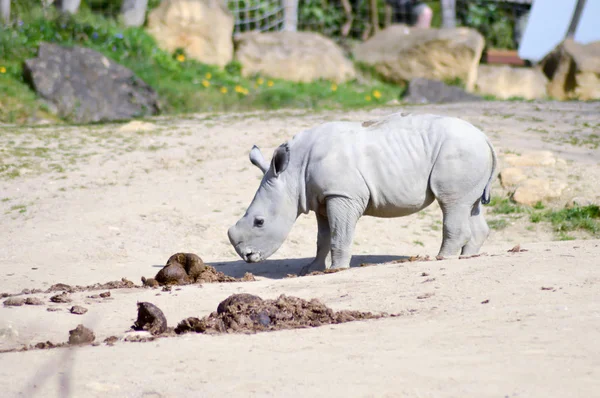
[
  {"left": 403, "top": 78, "right": 482, "bottom": 104},
  {"left": 24, "top": 43, "right": 160, "bottom": 123}
]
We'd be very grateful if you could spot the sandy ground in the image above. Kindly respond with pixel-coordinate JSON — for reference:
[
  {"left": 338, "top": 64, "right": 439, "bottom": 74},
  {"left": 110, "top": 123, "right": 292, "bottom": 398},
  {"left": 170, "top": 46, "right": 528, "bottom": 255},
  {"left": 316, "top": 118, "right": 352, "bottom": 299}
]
[{"left": 1, "top": 101, "right": 599, "bottom": 397}]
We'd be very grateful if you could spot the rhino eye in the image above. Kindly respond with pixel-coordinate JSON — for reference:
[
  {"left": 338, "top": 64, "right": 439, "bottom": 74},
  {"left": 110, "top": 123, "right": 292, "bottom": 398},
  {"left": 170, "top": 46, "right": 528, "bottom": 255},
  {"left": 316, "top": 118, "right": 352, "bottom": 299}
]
[{"left": 254, "top": 218, "right": 264, "bottom": 228}]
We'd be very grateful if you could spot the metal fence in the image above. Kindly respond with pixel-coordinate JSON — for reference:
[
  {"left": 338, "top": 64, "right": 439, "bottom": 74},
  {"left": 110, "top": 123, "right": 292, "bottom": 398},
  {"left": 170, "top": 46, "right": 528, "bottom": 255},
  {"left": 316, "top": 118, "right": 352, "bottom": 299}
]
[{"left": 228, "top": 0, "right": 534, "bottom": 50}]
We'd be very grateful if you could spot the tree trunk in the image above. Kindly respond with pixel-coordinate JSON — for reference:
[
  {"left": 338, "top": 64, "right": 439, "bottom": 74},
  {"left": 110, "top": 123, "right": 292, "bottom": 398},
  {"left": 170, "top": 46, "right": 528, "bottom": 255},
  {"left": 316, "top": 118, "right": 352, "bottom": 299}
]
[
  {"left": 282, "top": 0, "right": 298, "bottom": 32},
  {"left": 1, "top": 0, "right": 10, "bottom": 25},
  {"left": 55, "top": 0, "right": 81, "bottom": 14},
  {"left": 440, "top": 0, "right": 456, "bottom": 28},
  {"left": 120, "top": 0, "right": 149, "bottom": 27},
  {"left": 369, "top": 0, "right": 379, "bottom": 34}
]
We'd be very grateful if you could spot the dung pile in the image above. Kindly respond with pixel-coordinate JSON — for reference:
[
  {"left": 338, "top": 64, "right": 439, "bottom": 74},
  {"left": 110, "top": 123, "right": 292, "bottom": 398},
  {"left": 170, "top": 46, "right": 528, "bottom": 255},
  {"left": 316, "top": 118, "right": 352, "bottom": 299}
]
[
  {"left": 175, "top": 293, "right": 385, "bottom": 335},
  {"left": 143, "top": 252, "right": 255, "bottom": 287}
]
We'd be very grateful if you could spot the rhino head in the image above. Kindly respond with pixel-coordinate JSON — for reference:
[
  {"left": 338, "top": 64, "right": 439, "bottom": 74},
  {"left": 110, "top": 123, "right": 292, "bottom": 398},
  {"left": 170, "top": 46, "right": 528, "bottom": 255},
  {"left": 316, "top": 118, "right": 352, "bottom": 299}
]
[{"left": 227, "top": 143, "right": 299, "bottom": 263}]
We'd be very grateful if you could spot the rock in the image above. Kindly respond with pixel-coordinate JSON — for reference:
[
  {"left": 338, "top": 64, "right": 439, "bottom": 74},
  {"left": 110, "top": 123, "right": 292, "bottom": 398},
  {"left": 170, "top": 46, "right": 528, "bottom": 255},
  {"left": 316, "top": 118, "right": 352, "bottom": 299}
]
[
  {"left": 504, "top": 151, "right": 556, "bottom": 167},
  {"left": 499, "top": 167, "right": 527, "bottom": 189},
  {"left": 541, "top": 39, "right": 600, "bottom": 100},
  {"left": 402, "top": 77, "right": 482, "bottom": 104},
  {"left": 475, "top": 65, "right": 548, "bottom": 100},
  {"left": 566, "top": 197, "right": 596, "bottom": 208},
  {"left": 234, "top": 31, "right": 356, "bottom": 83},
  {"left": 353, "top": 25, "right": 485, "bottom": 91},
  {"left": 132, "top": 302, "right": 168, "bottom": 335},
  {"left": 146, "top": 0, "right": 234, "bottom": 67},
  {"left": 50, "top": 292, "right": 72, "bottom": 303},
  {"left": 70, "top": 305, "right": 88, "bottom": 315},
  {"left": 118, "top": 120, "right": 157, "bottom": 133},
  {"left": 25, "top": 297, "right": 44, "bottom": 306},
  {"left": 513, "top": 179, "right": 567, "bottom": 206},
  {"left": 68, "top": 324, "right": 95, "bottom": 345},
  {"left": 3, "top": 297, "right": 25, "bottom": 307},
  {"left": 24, "top": 43, "right": 160, "bottom": 123}
]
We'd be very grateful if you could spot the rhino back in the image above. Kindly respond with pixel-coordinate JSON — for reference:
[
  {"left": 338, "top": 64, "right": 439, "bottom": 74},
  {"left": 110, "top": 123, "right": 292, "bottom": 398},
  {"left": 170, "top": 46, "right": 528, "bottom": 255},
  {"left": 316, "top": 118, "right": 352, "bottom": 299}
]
[{"left": 297, "top": 113, "right": 487, "bottom": 217}]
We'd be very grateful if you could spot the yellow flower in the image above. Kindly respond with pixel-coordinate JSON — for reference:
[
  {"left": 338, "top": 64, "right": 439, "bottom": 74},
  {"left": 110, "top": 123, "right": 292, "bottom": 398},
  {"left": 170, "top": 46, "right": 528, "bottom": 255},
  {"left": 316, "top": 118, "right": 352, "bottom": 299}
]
[
  {"left": 0, "top": 66, "right": 6, "bottom": 74},
  {"left": 220, "top": 87, "right": 228, "bottom": 94},
  {"left": 372, "top": 90, "right": 381, "bottom": 99},
  {"left": 205, "top": 72, "right": 212, "bottom": 79},
  {"left": 267, "top": 80, "right": 274, "bottom": 87},
  {"left": 331, "top": 84, "right": 338, "bottom": 92},
  {"left": 257, "top": 77, "right": 264, "bottom": 85},
  {"left": 365, "top": 95, "right": 372, "bottom": 101},
  {"left": 235, "top": 85, "right": 249, "bottom": 95},
  {"left": 202, "top": 80, "right": 210, "bottom": 88},
  {"left": 176, "top": 54, "right": 185, "bottom": 62}
]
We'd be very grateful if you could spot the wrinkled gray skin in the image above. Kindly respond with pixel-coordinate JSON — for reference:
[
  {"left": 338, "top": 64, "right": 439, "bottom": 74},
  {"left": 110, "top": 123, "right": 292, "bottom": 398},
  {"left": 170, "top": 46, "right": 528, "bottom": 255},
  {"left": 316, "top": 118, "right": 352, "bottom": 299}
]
[{"left": 228, "top": 112, "right": 497, "bottom": 275}]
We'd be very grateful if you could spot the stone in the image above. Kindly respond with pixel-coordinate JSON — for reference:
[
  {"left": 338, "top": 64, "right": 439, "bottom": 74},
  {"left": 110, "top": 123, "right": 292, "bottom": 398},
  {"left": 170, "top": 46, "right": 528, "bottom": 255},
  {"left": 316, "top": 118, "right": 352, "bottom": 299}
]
[
  {"left": 504, "top": 151, "right": 556, "bottom": 168},
  {"left": 68, "top": 324, "right": 95, "bottom": 345},
  {"left": 24, "top": 43, "right": 160, "bottom": 123},
  {"left": 566, "top": 197, "right": 596, "bottom": 208},
  {"left": 353, "top": 25, "right": 485, "bottom": 91},
  {"left": 70, "top": 305, "right": 88, "bottom": 315},
  {"left": 402, "top": 77, "right": 482, "bottom": 104},
  {"left": 513, "top": 179, "right": 567, "bottom": 206},
  {"left": 3, "top": 297, "right": 25, "bottom": 307},
  {"left": 146, "top": 0, "right": 234, "bottom": 67},
  {"left": 499, "top": 167, "right": 527, "bottom": 189},
  {"left": 541, "top": 39, "right": 600, "bottom": 100},
  {"left": 234, "top": 31, "right": 356, "bottom": 83},
  {"left": 475, "top": 65, "right": 548, "bottom": 100},
  {"left": 118, "top": 120, "right": 157, "bottom": 133}
]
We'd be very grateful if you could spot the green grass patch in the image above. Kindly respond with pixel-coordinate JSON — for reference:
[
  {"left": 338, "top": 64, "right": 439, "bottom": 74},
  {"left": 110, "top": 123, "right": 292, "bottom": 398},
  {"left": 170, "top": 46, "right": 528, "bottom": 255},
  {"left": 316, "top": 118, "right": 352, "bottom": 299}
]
[
  {"left": 529, "top": 205, "right": 600, "bottom": 236},
  {"left": 0, "top": 5, "right": 403, "bottom": 124},
  {"left": 488, "top": 219, "right": 508, "bottom": 230}
]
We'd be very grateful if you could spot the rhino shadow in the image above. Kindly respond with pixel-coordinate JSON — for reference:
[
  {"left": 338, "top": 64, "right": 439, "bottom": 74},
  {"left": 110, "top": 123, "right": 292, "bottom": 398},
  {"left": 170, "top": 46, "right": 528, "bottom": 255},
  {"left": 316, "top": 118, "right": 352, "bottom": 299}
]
[{"left": 207, "top": 255, "right": 408, "bottom": 280}]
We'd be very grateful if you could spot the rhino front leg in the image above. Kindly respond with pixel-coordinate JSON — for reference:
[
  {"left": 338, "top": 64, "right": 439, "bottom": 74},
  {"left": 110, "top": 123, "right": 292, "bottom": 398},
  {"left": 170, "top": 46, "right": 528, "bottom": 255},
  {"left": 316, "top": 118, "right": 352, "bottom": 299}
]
[
  {"left": 299, "top": 212, "right": 331, "bottom": 276},
  {"left": 326, "top": 196, "right": 364, "bottom": 270}
]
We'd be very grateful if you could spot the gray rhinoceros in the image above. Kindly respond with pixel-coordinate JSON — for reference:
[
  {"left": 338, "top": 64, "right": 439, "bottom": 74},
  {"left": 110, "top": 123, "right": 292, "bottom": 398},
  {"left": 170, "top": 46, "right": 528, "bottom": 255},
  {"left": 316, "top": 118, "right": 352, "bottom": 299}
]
[{"left": 227, "top": 112, "right": 497, "bottom": 275}]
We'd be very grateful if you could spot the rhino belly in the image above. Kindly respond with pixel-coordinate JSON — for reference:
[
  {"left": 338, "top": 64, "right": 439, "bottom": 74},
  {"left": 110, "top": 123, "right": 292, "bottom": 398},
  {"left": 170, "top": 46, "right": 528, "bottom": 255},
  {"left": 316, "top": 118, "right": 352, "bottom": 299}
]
[{"left": 361, "top": 155, "right": 436, "bottom": 218}]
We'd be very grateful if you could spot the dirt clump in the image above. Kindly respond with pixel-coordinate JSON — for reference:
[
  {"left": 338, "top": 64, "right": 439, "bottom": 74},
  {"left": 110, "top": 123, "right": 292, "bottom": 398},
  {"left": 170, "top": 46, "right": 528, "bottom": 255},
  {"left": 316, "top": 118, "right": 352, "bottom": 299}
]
[
  {"left": 25, "top": 297, "right": 44, "bottom": 305},
  {"left": 175, "top": 293, "right": 384, "bottom": 335},
  {"left": 46, "top": 278, "right": 137, "bottom": 294},
  {"left": 68, "top": 324, "right": 95, "bottom": 345},
  {"left": 132, "top": 302, "right": 168, "bottom": 335},
  {"left": 3, "top": 297, "right": 26, "bottom": 306},
  {"left": 104, "top": 336, "right": 119, "bottom": 346},
  {"left": 50, "top": 292, "right": 72, "bottom": 303},
  {"left": 147, "top": 252, "right": 256, "bottom": 286},
  {"left": 70, "top": 305, "right": 88, "bottom": 315}
]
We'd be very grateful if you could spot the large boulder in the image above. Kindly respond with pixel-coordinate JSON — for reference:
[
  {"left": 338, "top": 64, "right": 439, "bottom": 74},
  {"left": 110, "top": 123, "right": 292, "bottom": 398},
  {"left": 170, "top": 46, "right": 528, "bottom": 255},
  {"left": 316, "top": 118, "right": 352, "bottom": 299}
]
[
  {"left": 541, "top": 39, "right": 600, "bottom": 100},
  {"left": 234, "top": 31, "right": 356, "bottom": 83},
  {"left": 353, "top": 25, "right": 485, "bottom": 91},
  {"left": 146, "top": 0, "right": 234, "bottom": 67},
  {"left": 475, "top": 65, "right": 548, "bottom": 100},
  {"left": 23, "top": 43, "right": 160, "bottom": 123},
  {"left": 402, "top": 77, "right": 482, "bottom": 104}
]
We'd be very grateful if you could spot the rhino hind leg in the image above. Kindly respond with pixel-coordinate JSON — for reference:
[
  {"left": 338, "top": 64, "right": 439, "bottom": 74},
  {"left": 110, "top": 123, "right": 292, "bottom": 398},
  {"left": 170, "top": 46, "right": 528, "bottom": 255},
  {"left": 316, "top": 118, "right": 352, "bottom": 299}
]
[
  {"left": 299, "top": 212, "right": 331, "bottom": 275},
  {"left": 461, "top": 200, "right": 490, "bottom": 256},
  {"left": 437, "top": 203, "right": 473, "bottom": 257}
]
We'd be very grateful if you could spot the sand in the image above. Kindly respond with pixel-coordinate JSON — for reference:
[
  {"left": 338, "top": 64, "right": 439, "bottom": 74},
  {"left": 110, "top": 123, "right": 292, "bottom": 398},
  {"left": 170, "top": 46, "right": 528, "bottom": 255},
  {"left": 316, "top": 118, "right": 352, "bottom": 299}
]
[{"left": 0, "top": 101, "right": 599, "bottom": 397}]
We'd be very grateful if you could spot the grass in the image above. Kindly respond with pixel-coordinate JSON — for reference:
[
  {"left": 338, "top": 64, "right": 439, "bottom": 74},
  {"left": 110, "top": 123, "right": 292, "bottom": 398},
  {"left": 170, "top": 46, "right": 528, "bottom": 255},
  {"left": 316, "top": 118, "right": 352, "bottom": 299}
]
[
  {"left": 530, "top": 205, "right": 600, "bottom": 236},
  {"left": 488, "top": 195, "right": 600, "bottom": 239},
  {"left": 0, "top": 5, "right": 404, "bottom": 124}
]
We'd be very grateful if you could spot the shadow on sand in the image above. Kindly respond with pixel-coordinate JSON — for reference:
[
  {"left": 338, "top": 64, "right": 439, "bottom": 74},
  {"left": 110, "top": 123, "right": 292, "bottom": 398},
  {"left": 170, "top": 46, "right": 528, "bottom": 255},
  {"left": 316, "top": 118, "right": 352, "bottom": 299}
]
[{"left": 206, "top": 254, "right": 409, "bottom": 280}]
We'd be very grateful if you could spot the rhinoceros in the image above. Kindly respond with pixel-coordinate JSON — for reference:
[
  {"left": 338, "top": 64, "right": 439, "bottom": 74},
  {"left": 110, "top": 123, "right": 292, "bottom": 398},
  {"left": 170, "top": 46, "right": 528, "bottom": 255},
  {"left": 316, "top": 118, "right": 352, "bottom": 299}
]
[{"left": 227, "top": 112, "right": 497, "bottom": 275}]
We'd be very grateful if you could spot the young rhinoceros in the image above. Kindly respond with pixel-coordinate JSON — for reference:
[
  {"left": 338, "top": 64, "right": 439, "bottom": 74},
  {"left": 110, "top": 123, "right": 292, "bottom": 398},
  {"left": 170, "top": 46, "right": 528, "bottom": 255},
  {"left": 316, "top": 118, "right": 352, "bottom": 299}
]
[{"left": 227, "top": 112, "right": 497, "bottom": 275}]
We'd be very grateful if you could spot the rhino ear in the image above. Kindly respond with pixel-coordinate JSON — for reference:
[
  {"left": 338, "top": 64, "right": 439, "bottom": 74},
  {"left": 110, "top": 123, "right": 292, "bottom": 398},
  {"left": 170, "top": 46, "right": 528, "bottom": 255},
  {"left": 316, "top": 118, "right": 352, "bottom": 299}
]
[
  {"left": 249, "top": 145, "right": 269, "bottom": 175},
  {"left": 272, "top": 143, "right": 290, "bottom": 176}
]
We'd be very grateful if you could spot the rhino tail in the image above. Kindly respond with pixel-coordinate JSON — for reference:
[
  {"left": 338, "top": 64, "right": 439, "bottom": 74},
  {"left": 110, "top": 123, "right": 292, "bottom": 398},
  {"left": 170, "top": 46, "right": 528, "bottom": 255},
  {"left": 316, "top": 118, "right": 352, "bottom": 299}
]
[{"left": 481, "top": 138, "right": 497, "bottom": 205}]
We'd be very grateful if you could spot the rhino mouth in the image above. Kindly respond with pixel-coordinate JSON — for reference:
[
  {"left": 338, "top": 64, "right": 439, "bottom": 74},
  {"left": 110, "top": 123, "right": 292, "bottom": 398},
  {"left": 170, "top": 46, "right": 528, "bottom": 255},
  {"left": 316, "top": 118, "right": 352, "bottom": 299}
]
[{"left": 243, "top": 249, "right": 262, "bottom": 263}]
